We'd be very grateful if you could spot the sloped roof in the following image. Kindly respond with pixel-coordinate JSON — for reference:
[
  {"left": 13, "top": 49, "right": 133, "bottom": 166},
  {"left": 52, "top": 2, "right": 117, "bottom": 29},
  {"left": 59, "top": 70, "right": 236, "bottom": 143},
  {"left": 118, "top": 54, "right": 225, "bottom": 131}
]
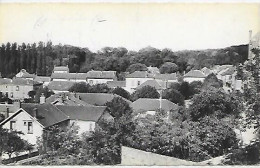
[
  {"left": 184, "top": 70, "right": 206, "bottom": 78},
  {"left": 126, "top": 71, "right": 154, "bottom": 78},
  {"left": 86, "top": 70, "right": 117, "bottom": 79},
  {"left": 21, "top": 103, "right": 69, "bottom": 127},
  {"left": 53, "top": 66, "right": 69, "bottom": 71},
  {"left": 56, "top": 105, "right": 106, "bottom": 122},
  {"left": 34, "top": 76, "right": 51, "bottom": 83},
  {"left": 12, "top": 78, "right": 40, "bottom": 86},
  {"left": 154, "top": 73, "right": 177, "bottom": 81},
  {"left": 106, "top": 81, "right": 126, "bottom": 88},
  {"left": 201, "top": 67, "right": 212, "bottom": 76},
  {"left": 131, "top": 98, "right": 178, "bottom": 112},
  {"left": 48, "top": 81, "right": 76, "bottom": 91},
  {"left": 51, "top": 73, "right": 88, "bottom": 80},
  {"left": 136, "top": 80, "right": 162, "bottom": 90},
  {"left": 16, "top": 69, "right": 36, "bottom": 78},
  {"left": 75, "top": 93, "right": 132, "bottom": 106},
  {"left": 0, "top": 78, "right": 12, "bottom": 85},
  {"left": 220, "top": 67, "right": 236, "bottom": 76}
]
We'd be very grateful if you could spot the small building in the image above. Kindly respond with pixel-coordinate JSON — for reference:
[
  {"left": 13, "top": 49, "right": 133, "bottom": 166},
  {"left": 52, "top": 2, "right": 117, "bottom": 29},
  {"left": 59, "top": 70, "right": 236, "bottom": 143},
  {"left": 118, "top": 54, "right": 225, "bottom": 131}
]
[
  {"left": 15, "top": 69, "right": 36, "bottom": 80},
  {"left": 131, "top": 98, "right": 178, "bottom": 118},
  {"left": 86, "top": 70, "right": 117, "bottom": 85},
  {"left": 53, "top": 66, "right": 69, "bottom": 73},
  {"left": 125, "top": 71, "right": 154, "bottom": 93},
  {"left": 0, "top": 103, "right": 111, "bottom": 146},
  {"left": 183, "top": 70, "right": 206, "bottom": 83}
]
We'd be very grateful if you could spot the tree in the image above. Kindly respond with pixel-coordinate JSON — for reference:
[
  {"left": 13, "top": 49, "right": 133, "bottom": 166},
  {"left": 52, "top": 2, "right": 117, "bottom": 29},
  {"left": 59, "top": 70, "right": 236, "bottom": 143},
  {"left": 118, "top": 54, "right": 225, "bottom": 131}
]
[
  {"left": 69, "top": 83, "right": 111, "bottom": 93},
  {"left": 188, "top": 87, "right": 241, "bottom": 121},
  {"left": 162, "top": 89, "right": 185, "bottom": 106},
  {"left": 202, "top": 73, "right": 223, "bottom": 90},
  {"left": 35, "top": 87, "right": 54, "bottom": 103},
  {"left": 111, "top": 87, "right": 131, "bottom": 100},
  {"left": 126, "top": 63, "right": 148, "bottom": 73},
  {"left": 131, "top": 86, "right": 159, "bottom": 101},
  {"left": 189, "top": 81, "right": 203, "bottom": 96},
  {"left": 159, "top": 62, "right": 178, "bottom": 74}
]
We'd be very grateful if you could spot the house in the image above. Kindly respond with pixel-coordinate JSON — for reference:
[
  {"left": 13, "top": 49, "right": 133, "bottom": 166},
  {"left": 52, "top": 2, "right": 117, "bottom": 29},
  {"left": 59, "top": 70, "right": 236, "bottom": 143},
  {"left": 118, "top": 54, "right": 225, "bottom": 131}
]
[
  {"left": 183, "top": 70, "right": 206, "bottom": 83},
  {"left": 0, "top": 78, "right": 12, "bottom": 97},
  {"left": 125, "top": 71, "right": 154, "bottom": 93},
  {"left": 0, "top": 103, "right": 111, "bottom": 145},
  {"left": 106, "top": 81, "right": 126, "bottom": 89},
  {"left": 50, "top": 73, "right": 88, "bottom": 82},
  {"left": 0, "top": 78, "right": 42, "bottom": 100},
  {"left": 86, "top": 70, "right": 117, "bottom": 85},
  {"left": 34, "top": 76, "right": 51, "bottom": 87},
  {"left": 135, "top": 80, "right": 163, "bottom": 91},
  {"left": 218, "top": 67, "right": 236, "bottom": 87},
  {"left": 131, "top": 98, "right": 178, "bottom": 117},
  {"left": 48, "top": 81, "right": 76, "bottom": 93},
  {"left": 46, "top": 92, "right": 132, "bottom": 106},
  {"left": 15, "top": 69, "right": 36, "bottom": 80},
  {"left": 53, "top": 65, "right": 69, "bottom": 73}
]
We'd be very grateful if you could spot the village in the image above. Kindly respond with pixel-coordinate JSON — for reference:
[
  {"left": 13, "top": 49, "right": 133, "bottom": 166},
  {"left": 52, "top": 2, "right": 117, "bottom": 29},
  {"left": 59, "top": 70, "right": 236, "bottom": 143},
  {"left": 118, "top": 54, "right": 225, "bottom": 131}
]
[{"left": 0, "top": 30, "right": 259, "bottom": 165}]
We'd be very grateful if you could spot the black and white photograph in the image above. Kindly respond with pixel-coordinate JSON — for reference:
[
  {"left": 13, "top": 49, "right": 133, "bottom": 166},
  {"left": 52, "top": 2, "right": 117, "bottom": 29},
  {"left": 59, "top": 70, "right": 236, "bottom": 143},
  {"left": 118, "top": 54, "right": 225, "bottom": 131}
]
[{"left": 0, "top": 0, "right": 260, "bottom": 166}]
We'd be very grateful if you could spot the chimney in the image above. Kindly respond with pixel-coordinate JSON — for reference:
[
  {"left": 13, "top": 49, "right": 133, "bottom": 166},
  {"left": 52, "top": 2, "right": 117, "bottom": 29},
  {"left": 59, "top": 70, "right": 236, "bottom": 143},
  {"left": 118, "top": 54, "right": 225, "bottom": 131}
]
[
  {"left": 6, "top": 107, "right": 9, "bottom": 118},
  {"left": 249, "top": 30, "right": 252, "bottom": 43},
  {"left": 33, "top": 108, "right": 38, "bottom": 118},
  {"left": 40, "top": 93, "right": 46, "bottom": 104}
]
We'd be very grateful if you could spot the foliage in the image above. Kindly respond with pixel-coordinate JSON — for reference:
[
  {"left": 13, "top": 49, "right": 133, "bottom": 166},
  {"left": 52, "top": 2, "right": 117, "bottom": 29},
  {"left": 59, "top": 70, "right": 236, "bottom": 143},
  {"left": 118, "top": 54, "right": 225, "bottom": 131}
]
[
  {"left": 189, "top": 81, "right": 203, "bottom": 96},
  {"left": 202, "top": 73, "right": 223, "bottom": 90},
  {"left": 188, "top": 87, "right": 242, "bottom": 121},
  {"left": 111, "top": 87, "right": 131, "bottom": 100},
  {"left": 0, "top": 129, "right": 28, "bottom": 158},
  {"left": 159, "top": 62, "right": 178, "bottom": 74},
  {"left": 131, "top": 86, "right": 160, "bottom": 101},
  {"left": 126, "top": 63, "right": 148, "bottom": 73},
  {"left": 35, "top": 87, "right": 54, "bottom": 103},
  {"left": 69, "top": 82, "right": 112, "bottom": 93},
  {"left": 162, "top": 89, "right": 185, "bottom": 106}
]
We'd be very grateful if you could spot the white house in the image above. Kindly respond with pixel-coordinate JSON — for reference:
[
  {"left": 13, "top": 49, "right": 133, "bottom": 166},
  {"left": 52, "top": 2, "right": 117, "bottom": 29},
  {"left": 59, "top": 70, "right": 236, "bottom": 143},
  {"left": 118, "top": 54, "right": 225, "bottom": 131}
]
[
  {"left": 125, "top": 71, "right": 154, "bottom": 93},
  {"left": 86, "top": 70, "right": 117, "bottom": 85},
  {"left": 183, "top": 70, "right": 206, "bottom": 83},
  {"left": 0, "top": 103, "right": 111, "bottom": 146}
]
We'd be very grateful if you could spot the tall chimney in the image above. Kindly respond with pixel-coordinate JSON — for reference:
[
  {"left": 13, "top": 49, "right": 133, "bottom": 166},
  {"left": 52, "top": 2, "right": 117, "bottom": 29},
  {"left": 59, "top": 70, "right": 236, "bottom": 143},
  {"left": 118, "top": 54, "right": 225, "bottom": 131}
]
[
  {"left": 40, "top": 93, "right": 46, "bottom": 104},
  {"left": 33, "top": 108, "right": 38, "bottom": 118},
  {"left": 6, "top": 107, "right": 9, "bottom": 118},
  {"left": 248, "top": 30, "right": 253, "bottom": 59}
]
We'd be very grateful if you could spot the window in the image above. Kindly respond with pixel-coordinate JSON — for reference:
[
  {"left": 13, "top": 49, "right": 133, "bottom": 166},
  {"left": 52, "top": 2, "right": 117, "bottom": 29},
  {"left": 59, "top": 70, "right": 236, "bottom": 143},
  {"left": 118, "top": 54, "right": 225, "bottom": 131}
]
[
  {"left": 10, "top": 121, "right": 16, "bottom": 130},
  {"left": 10, "top": 92, "right": 13, "bottom": 98},
  {"left": 28, "top": 122, "right": 33, "bottom": 134},
  {"left": 24, "top": 121, "right": 27, "bottom": 126},
  {"left": 137, "top": 81, "right": 141, "bottom": 86},
  {"left": 16, "top": 86, "right": 19, "bottom": 91},
  {"left": 89, "top": 80, "right": 93, "bottom": 85}
]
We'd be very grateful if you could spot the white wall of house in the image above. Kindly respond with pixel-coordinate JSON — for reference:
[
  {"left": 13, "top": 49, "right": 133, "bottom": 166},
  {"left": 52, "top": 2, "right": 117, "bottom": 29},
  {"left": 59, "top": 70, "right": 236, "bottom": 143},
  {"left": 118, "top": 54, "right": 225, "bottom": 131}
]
[
  {"left": 7, "top": 85, "right": 34, "bottom": 99},
  {"left": 2, "top": 110, "right": 44, "bottom": 145},
  {"left": 183, "top": 77, "right": 205, "bottom": 83},
  {"left": 87, "top": 78, "right": 114, "bottom": 85},
  {"left": 0, "top": 84, "right": 8, "bottom": 95},
  {"left": 70, "top": 120, "right": 96, "bottom": 134},
  {"left": 53, "top": 70, "right": 68, "bottom": 73},
  {"left": 52, "top": 79, "right": 69, "bottom": 81},
  {"left": 69, "top": 79, "right": 86, "bottom": 83},
  {"left": 125, "top": 77, "right": 153, "bottom": 93}
]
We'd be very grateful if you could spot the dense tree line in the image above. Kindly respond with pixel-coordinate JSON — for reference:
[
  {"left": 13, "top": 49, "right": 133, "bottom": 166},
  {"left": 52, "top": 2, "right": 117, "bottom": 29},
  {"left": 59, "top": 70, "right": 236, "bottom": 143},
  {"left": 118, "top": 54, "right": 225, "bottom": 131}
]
[{"left": 0, "top": 41, "right": 248, "bottom": 78}]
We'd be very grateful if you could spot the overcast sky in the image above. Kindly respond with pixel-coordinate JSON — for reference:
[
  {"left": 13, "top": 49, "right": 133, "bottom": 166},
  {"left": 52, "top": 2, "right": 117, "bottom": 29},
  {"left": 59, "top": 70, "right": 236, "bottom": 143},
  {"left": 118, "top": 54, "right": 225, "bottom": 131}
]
[{"left": 0, "top": 3, "right": 259, "bottom": 51}]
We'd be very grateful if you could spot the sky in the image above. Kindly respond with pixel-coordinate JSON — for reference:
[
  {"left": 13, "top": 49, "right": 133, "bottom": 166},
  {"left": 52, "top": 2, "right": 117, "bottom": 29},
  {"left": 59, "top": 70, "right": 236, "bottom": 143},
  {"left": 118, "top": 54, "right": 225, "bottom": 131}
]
[{"left": 0, "top": 3, "right": 259, "bottom": 52}]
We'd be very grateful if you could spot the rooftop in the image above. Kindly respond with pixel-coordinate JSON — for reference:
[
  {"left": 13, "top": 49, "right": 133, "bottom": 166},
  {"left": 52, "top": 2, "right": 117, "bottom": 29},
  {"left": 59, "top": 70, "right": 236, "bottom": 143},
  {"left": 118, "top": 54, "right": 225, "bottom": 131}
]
[
  {"left": 131, "top": 98, "right": 178, "bottom": 112},
  {"left": 48, "top": 81, "right": 76, "bottom": 91},
  {"left": 106, "top": 81, "right": 126, "bottom": 88},
  {"left": 53, "top": 66, "right": 69, "bottom": 71},
  {"left": 154, "top": 73, "right": 177, "bottom": 81},
  {"left": 136, "top": 80, "right": 163, "bottom": 90},
  {"left": 86, "top": 70, "right": 117, "bottom": 79},
  {"left": 126, "top": 71, "right": 154, "bottom": 78},
  {"left": 184, "top": 70, "right": 206, "bottom": 78}
]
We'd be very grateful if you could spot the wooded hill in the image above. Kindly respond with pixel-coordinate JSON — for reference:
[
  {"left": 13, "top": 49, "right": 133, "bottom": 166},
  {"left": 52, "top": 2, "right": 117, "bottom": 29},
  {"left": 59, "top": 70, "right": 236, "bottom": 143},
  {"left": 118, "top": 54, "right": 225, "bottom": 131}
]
[{"left": 0, "top": 41, "right": 248, "bottom": 78}]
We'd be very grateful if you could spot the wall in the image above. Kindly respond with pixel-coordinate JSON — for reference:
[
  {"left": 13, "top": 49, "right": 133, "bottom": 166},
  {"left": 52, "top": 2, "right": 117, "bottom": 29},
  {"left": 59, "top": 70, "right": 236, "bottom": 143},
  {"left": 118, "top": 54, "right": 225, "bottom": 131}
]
[
  {"left": 2, "top": 110, "right": 44, "bottom": 145},
  {"left": 125, "top": 77, "right": 153, "bottom": 93},
  {"left": 87, "top": 78, "right": 114, "bottom": 85},
  {"left": 7, "top": 85, "right": 34, "bottom": 99},
  {"left": 183, "top": 77, "right": 205, "bottom": 83}
]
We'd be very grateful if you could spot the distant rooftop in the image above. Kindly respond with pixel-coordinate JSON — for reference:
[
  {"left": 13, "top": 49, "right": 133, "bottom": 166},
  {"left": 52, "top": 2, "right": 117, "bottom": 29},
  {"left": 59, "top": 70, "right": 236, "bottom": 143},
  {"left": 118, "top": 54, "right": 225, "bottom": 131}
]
[
  {"left": 53, "top": 66, "right": 69, "bottom": 71},
  {"left": 86, "top": 70, "right": 117, "bottom": 79},
  {"left": 48, "top": 81, "right": 76, "bottom": 91},
  {"left": 184, "top": 70, "right": 206, "bottom": 78},
  {"left": 126, "top": 71, "right": 154, "bottom": 78}
]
